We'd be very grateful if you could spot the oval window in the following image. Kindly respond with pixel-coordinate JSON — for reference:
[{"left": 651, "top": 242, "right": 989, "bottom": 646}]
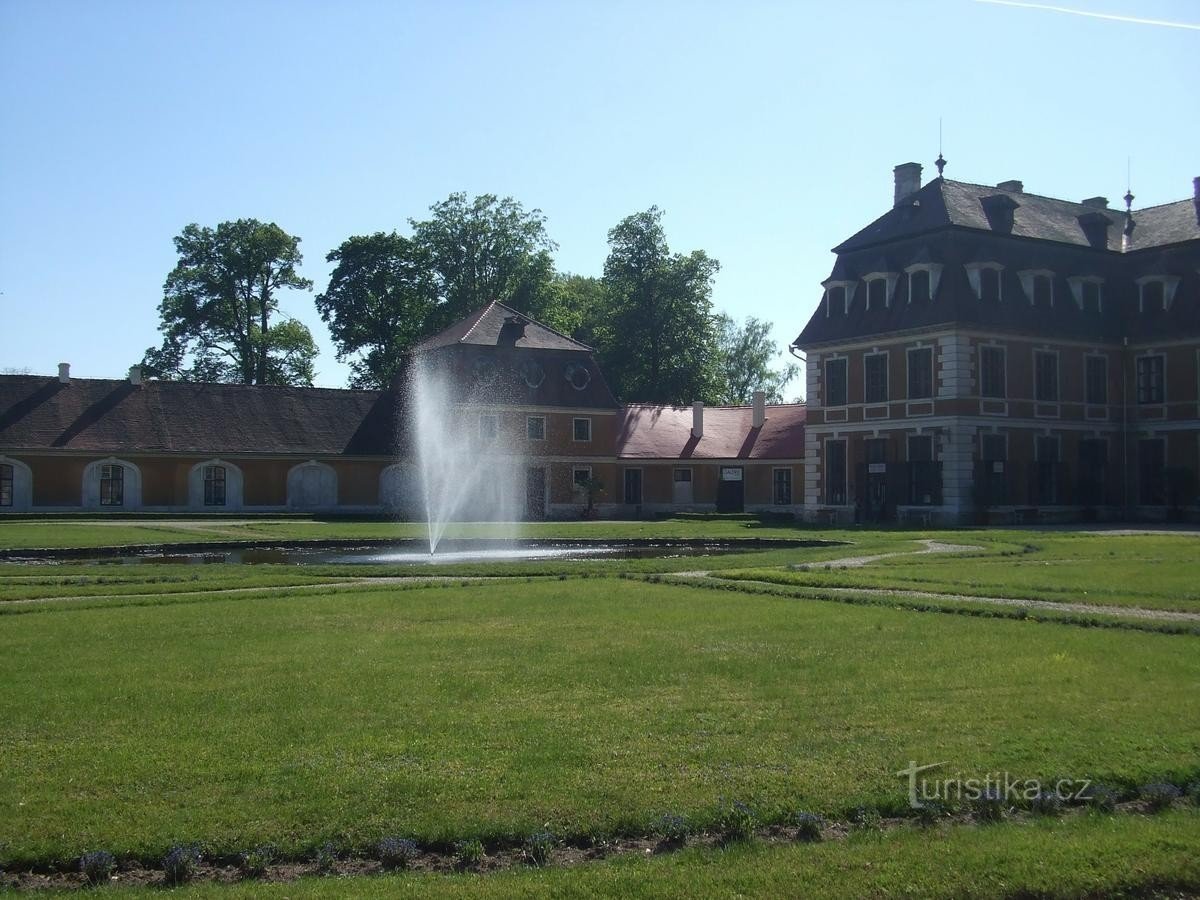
[
  {"left": 519, "top": 358, "right": 545, "bottom": 389},
  {"left": 472, "top": 355, "right": 497, "bottom": 384},
  {"left": 564, "top": 362, "right": 591, "bottom": 391}
]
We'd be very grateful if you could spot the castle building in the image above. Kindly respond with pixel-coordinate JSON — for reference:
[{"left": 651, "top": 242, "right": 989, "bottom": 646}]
[
  {"left": 0, "top": 302, "right": 805, "bottom": 518},
  {"left": 792, "top": 162, "right": 1200, "bottom": 525}
]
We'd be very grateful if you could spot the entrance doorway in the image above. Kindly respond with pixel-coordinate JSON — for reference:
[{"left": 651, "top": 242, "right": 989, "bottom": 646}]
[
  {"left": 716, "top": 466, "right": 744, "bottom": 513},
  {"left": 623, "top": 468, "right": 643, "bottom": 506},
  {"left": 861, "top": 438, "right": 891, "bottom": 522},
  {"left": 525, "top": 467, "right": 546, "bottom": 520}
]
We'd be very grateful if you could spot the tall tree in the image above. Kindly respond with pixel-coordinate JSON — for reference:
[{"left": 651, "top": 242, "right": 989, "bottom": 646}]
[
  {"left": 714, "top": 314, "right": 800, "bottom": 404},
  {"left": 315, "top": 232, "right": 436, "bottom": 389},
  {"left": 598, "top": 207, "right": 722, "bottom": 404},
  {"left": 411, "top": 192, "right": 558, "bottom": 330},
  {"left": 142, "top": 219, "right": 317, "bottom": 385}
]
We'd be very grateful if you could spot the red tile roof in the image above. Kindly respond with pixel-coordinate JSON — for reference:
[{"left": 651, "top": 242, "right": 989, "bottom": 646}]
[{"left": 616, "top": 404, "right": 805, "bottom": 460}]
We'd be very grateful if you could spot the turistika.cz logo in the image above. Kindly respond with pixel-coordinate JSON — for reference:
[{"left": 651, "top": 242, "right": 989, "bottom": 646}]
[{"left": 895, "top": 761, "right": 1093, "bottom": 809}]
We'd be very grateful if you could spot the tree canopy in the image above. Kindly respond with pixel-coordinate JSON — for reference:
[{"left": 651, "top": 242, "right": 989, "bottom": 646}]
[
  {"left": 595, "top": 207, "right": 722, "bottom": 404},
  {"left": 714, "top": 314, "right": 800, "bottom": 404},
  {"left": 142, "top": 219, "right": 317, "bottom": 385}
]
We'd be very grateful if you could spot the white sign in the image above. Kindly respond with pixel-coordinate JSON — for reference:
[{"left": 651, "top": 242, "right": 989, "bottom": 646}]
[
  {"left": 868, "top": 463, "right": 887, "bottom": 474},
  {"left": 721, "top": 468, "right": 743, "bottom": 482}
]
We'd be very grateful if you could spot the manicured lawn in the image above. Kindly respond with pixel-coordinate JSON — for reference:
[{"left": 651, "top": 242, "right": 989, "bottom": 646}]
[
  {"left": 721, "top": 531, "right": 1200, "bottom": 612},
  {"left": 2, "top": 578, "right": 1197, "bottom": 866},
  {"left": 99, "top": 811, "right": 1200, "bottom": 899}
]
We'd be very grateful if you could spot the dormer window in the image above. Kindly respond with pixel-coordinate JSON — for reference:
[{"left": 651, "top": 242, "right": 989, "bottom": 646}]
[
  {"left": 1136, "top": 276, "right": 1180, "bottom": 314},
  {"left": 1077, "top": 211, "right": 1112, "bottom": 249},
  {"left": 1067, "top": 276, "right": 1103, "bottom": 313},
  {"left": 966, "top": 262, "right": 1004, "bottom": 301},
  {"left": 823, "top": 282, "right": 854, "bottom": 317},
  {"left": 866, "top": 277, "right": 887, "bottom": 310},
  {"left": 903, "top": 261, "right": 942, "bottom": 303},
  {"left": 980, "top": 194, "right": 1019, "bottom": 233},
  {"left": 1018, "top": 269, "right": 1054, "bottom": 306}
]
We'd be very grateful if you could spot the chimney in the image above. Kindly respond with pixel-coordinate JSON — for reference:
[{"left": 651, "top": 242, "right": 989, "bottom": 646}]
[
  {"left": 1082, "top": 196, "right": 1109, "bottom": 209},
  {"left": 893, "top": 162, "right": 922, "bottom": 207},
  {"left": 58, "top": 362, "right": 70, "bottom": 384},
  {"left": 128, "top": 365, "right": 143, "bottom": 386},
  {"left": 691, "top": 401, "right": 704, "bottom": 439},
  {"left": 752, "top": 391, "right": 766, "bottom": 428},
  {"left": 996, "top": 180, "right": 1023, "bottom": 193}
]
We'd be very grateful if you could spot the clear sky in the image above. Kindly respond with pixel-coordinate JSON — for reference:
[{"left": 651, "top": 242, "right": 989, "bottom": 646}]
[{"left": 1, "top": 0, "right": 1197, "bottom": 394}]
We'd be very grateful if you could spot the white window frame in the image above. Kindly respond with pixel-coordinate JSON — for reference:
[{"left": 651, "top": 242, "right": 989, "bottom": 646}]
[
  {"left": 1034, "top": 349, "right": 1060, "bottom": 403},
  {"left": 526, "top": 415, "right": 546, "bottom": 441},
  {"left": 863, "top": 351, "right": 889, "bottom": 404},
  {"left": 824, "top": 355, "right": 848, "bottom": 407},
  {"left": 965, "top": 262, "right": 1004, "bottom": 301},
  {"left": 978, "top": 343, "right": 1007, "bottom": 400},
  {"left": 772, "top": 466, "right": 793, "bottom": 505},
  {"left": 1135, "top": 353, "right": 1167, "bottom": 405},
  {"left": 572, "top": 465, "right": 592, "bottom": 489},
  {"left": 906, "top": 346, "right": 934, "bottom": 400},
  {"left": 1067, "top": 275, "right": 1104, "bottom": 312},
  {"left": 1017, "top": 269, "right": 1055, "bottom": 306},
  {"left": 903, "top": 262, "right": 943, "bottom": 303},
  {"left": 862, "top": 272, "right": 898, "bottom": 309},
  {"left": 823, "top": 280, "right": 855, "bottom": 317},
  {"left": 572, "top": 417, "right": 592, "bottom": 442},
  {"left": 673, "top": 467, "right": 693, "bottom": 483},
  {"left": 1136, "top": 275, "right": 1180, "bottom": 313}
]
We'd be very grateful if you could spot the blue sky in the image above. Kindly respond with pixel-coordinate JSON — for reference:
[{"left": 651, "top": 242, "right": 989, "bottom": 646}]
[{"left": 1, "top": 0, "right": 1197, "bottom": 393}]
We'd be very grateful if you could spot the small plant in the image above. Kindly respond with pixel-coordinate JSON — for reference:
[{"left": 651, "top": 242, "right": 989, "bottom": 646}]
[
  {"left": 239, "top": 844, "right": 276, "bottom": 879},
  {"left": 1029, "top": 789, "right": 1063, "bottom": 817},
  {"left": 974, "top": 789, "right": 1006, "bottom": 823},
  {"left": 1140, "top": 782, "right": 1181, "bottom": 812},
  {"left": 914, "top": 801, "right": 948, "bottom": 827},
  {"left": 377, "top": 836, "right": 419, "bottom": 870},
  {"left": 313, "top": 842, "right": 339, "bottom": 874},
  {"left": 793, "top": 811, "right": 824, "bottom": 842},
  {"left": 523, "top": 831, "right": 555, "bottom": 868},
  {"left": 654, "top": 813, "right": 691, "bottom": 848},
  {"left": 454, "top": 838, "right": 485, "bottom": 869},
  {"left": 848, "top": 805, "right": 882, "bottom": 830},
  {"left": 716, "top": 800, "right": 757, "bottom": 844},
  {"left": 79, "top": 850, "right": 116, "bottom": 886},
  {"left": 1082, "top": 783, "right": 1119, "bottom": 813},
  {"left": 162, "top": 844, "right": 202, "bottom": 885}
]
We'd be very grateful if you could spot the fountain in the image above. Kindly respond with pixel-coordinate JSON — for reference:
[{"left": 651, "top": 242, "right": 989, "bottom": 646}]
[{"left": 407, "top": 354, "right": 523, "bottom": 555}]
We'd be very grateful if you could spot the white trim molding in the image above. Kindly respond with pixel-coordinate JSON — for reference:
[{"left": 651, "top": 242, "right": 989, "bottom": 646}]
[
  {"left": 822, "top": 280, "right": 857, "bottom": 316},
  {"left": 0, "top": 455, "right": 33, "bottom": 512},
  {"left": 1067, "top": 275, "right": 1104, "bottom": 312},
  {"left": 903, "top": 262, "right": 943, "bottom": 302},
  {"left": 287, "top": 460, "right": 338, "bottom": 511},
  {"left": 187, "top": 458, "right": 244, "bottom": 512},
  {"left": 965, "top": 262, "right": 1004, "bottom": 301},
  {"left": 82, "top": 457, "right": 142, "bottom": 510},
  {"left": 862, "top": 271, "right": 900, "bottom": 309},
  {"left": 1135, "top": 275, "right": 1181, "bottom": 313},
  {"left": 1017, "top": 269, "right": 1055, "bottom": 306}
]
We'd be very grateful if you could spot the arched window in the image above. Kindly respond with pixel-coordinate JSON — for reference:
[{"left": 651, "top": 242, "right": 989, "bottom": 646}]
[
  {"left": 0, "top": 457, "right": 33, "bottom": 511},
  {"left": 866, "top": 278, "right": 887, "bottom": 310},
  {"left": 0, "top": 464, "right": 12, "bottom": 507},
  {"left": 83, "top": 458, "right": 141, "bottom": 510},
  {"left": 909, "top": 269, "right": 930, "bottom": 302},
  {"left": 188, "top": 460, "right": 243, "bottom": 511},
  {"left": 287, "top": 461, "right": 337, "bottom": 510},
  {"left": 204, "top": 465, "right": 226, "bottom": 506},
  {"left": 980, "top": 267, "right": 1001, "bottom": 302},
  {"left": 827, "top": 285, "right": 846, "bottom": 315}
]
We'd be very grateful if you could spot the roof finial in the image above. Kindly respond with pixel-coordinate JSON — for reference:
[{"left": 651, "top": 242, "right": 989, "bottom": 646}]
[
  {"left": 1122, "top": 157, "right": 1136, "bottom": 251},
  {"left": 935, "top": 118, "right": 947, "bottom": 177}
]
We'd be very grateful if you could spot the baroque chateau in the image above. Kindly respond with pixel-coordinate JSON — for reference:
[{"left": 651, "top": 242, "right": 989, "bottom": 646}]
[{"left": 3, "top": 163, "right": 1199, "bottom": 523}]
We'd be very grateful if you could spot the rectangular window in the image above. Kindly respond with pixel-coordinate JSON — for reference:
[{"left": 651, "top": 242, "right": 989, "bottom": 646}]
[
  {"left": 907, "top": 347, "right": 933, "bottom": 399},
  {"left": 99, "top": 464, "right": 124, "bottom": 506},
  {"left": 909, "top": 269, "right": 930, "bottom": 302},
  {"left": 1033, "top": 274, "right": 1052, "bottom": 306},
  {"left": 1034, "top": 351, "right": 1059, "bottom": 402},
  {"left": 864, "top": 353, "right": 888, "bottom": 404},
  {"left": 826, "top": 286, "right": 846, "bottom": 316},
  {"left": 0, "top": 463, "right": 12, "bottom": 507},
  {"left": 1138, "top": 438, "right": 1166, "bottom": 504},
  {"left": 1141, "top": 280, "right": 1165, "bottom": 314},
  {"left": 573, "top": 417, "right": 592, "bottom": 442},
  {"left": 526, "top": 416, "right": 546, "bottom": 441},
  {"left": 824, "top": 357, "right": 847, "bottom": 406},
  {"left": 572, "top": 466, "right": 591, "bottom": 489},
  {"left": 980, "top": 267, "right": 1001, "bottom": 302},
  {"left": 203, "top": 465, "right": 226, "bottom": 507},
  {"left": 1085, "top": 356, "right": 1108, "bottom": 405},
  {"left": 907, "top": 435, "right": 940, "bottom": 505},
  {"left": 1081, "top": 280, "right": 1101, "bottom": 313},
  {"left": 479, "top": 414, "right": 499, "bottom": 442},
  {"left": 773, "top": 468, "right": 792, "bottom": 505},
  {"left": 979, "top": 433, "right": 1007, "bottom": 506},
  {"left": 866, "top": 278, "right": 886, "bottom": 310},
  {"left": 673, "top": 468, "right": 691, "bottom": 483},
  {"left": 980, "top": 346, "right": 1006, "bottom": 399},
  {"left": 1136, "top": 355, "right": 1165, "bottom": 404},
  {"left": 1035, "top": 436, "right": 1060, "bottom": 505},
  {"left": 825, "top": 440, "right": 847, "bottom": 505},
  {"left": 623, "top": 469, "right": 642, "bottom": 504}
]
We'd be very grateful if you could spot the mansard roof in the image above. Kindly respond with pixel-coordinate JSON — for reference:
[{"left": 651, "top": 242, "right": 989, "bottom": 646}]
[
  {"left": 835, "top": 178, "right": 1199, "bottom": 254},
  {"left": 413, "top": 300, "right": 593, "bottom": 353}
]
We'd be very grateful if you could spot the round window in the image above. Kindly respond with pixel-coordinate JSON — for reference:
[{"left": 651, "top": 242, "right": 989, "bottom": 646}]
[
  {"left": 564, "top": 362, "right": 591, "bottom": 391},
  {"left": 472, "top": 355, "right": 497, "bottom": 384},
  {"left": 519, "top": 358, "right": 545, "bottom": 389}
]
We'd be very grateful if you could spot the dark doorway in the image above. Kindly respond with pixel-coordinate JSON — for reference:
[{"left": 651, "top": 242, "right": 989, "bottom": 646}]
[
  {"left": 525, "top": 467, "right": 546, "bottom": 520},
  {"left": 716, "top": 466, "right": 744, "bottom": 513},
  {"left": 861, "top": 438, "right": 891, "bottom": 522},
  {"left": 623, "top": 469, "right": 643, "bottom": 506}
]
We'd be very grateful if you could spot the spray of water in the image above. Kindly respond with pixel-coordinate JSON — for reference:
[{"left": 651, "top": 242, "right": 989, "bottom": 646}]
[{"left": 406, "top": 356, "right": 524, "bottom": 554}]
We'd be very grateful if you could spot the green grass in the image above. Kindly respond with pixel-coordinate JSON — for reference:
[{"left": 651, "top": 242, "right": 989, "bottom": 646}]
[
  {"left": 719, "top": 531, "right": 1200, "bottom": 612},
  {"left": 2, "top": 578, "right": 1198, "bottom": 867},
  {"left": 94, "top": 812, "right": 1200, "bottom": 899}
]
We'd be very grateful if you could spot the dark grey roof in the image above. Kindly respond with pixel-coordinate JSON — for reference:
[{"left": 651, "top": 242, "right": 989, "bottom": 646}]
[
  {"left": 414, "top": 301, "right": 593, "bottom": 353},
  {"left": 0, "top": 377, "right": 397, "bottom": 455},
  {"left": 835, "top": 178, "right": 1198, "bottom": 254}
]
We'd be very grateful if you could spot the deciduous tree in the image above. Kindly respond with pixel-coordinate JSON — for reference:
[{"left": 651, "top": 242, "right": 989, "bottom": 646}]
[{"left": 714, "top": 314, "right": 799, "bottom": 404}]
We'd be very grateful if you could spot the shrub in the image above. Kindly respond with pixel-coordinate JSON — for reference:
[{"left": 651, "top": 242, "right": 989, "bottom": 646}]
[
  {"left": 914, "top": 801, "right": 948, "bottom": 827},
  {"left": 162, "top": 844, "right": 202, "bottom": 885},
  {"left": 313, "top": 842, "right": 338, "bottom": 874},
  {"left": 377, "top": 836, "right": 419, "bottom": 870},
  {"left": 1082, "top": 783, "right": 1119, "bottom": 813},
  {"left": 1140, "top": 782, "right": 1181, "bottom": 812},
  {"left": 974, "top": 789, "right": 1006, "bottom": 823},
  {"left": 1029, "top": 789, "right": 1064, "bottom": 817},
  {"left": 239, "top": 844, "right": 276, "bottom": 879},
  {"left": 454, "top": 838, "right": 484, "bottom": 869},
  {"left": 793, "top": 812, "right": 824, "bottom": 842},
  {"left": 79, "top": 850, "right": 116, "bottom": 887},
  {"left": 654, "top": 813, "right": 691, "bottom": 848},
  {"left": 716, "top": 801, "right": 757, "bottom": 844},
  {"left": 523, "top": 831, "right": 555, "bottom": 868}
]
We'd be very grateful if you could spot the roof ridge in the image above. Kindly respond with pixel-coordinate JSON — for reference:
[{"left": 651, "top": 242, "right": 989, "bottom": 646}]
[
  {"left": 457, "top": 300, "right": 498, "bottom": 344},
  {"left": 944, "top": 178, "right": 1123, "bottom": 215},
  {"left": 492, "top": 300, "right": 594, "bottom": 352}
]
